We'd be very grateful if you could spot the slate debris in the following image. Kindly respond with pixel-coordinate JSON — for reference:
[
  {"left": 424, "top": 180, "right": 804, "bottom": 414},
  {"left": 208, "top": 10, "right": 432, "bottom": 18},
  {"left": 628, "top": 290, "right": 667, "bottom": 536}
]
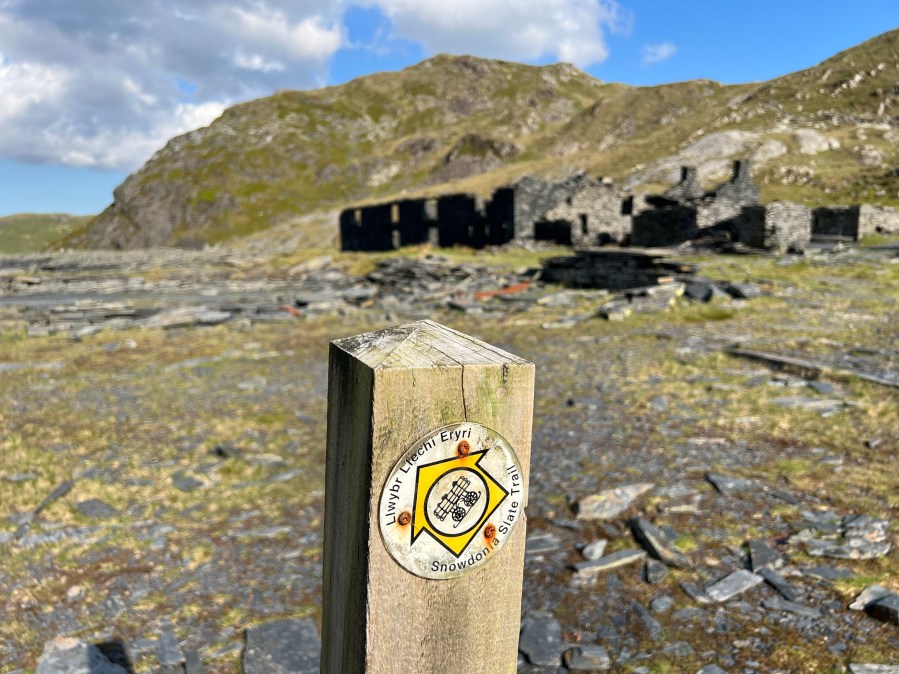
[
  {"left": 630, "top": 517, "right": 692, "bottom": 569},
  {"left": 570, "top": 548, "right": 646, "bottom": 573},
  {"left": 629, "top": 600, "right": 664, "bottom": 642},
  {"left": 575, "top": 483, "right": 653, "bottom": 520},
  {"left": 705, "top": 570, "right": 764, "bottom": 602},
  {"left": 243, "top": 618, "right": 320, "bottom": 674},
  {"left": 762, "top": 596, "right": 821, "bottom": 617},
  {"left": 747, "top": 540, "right": 783, "bottom": 572},
  {"left": 705, "top": 473, "right": 753, "bottom": 494},
  {"left": 849, "top": 585, "right": 893, "bottom": 611},
  {"left": 563, "top": 644, "right": 611, "bottom": 671},
  {"left": 865, "top": 593, "right": 899, "bottom": 626},
  {"left": 518, "top": 613, "right": 563, "bottom": 666},
  {"left": 35, "top": 637, "right": 129, "bottom": 674},
  {"left": 757, "top": 568, "right": 801, "bottom": 602},
  {"left": 75, "top": 499, "right": 118, "bottom": 520}
]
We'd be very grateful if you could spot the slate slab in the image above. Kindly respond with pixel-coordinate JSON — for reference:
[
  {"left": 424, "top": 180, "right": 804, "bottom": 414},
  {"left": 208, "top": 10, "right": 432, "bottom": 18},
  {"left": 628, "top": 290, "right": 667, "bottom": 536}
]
[
  {"left": 849, "top": 666, "right": 899, "bottom": 674},
  {"left": 866, "top": 594, "right": 899, "bottom": 626},
  {"left": 243, "top": 618, "right": 320, "bottom": 674},
  {"left": 762, "top": 596, "right": 820, "bottom": 617},
  {"left": 35, "top": 637, "right": 129, "bottom": 674},
  {"left": 75, "top": 499, "right": 118, "bottom": 520},
  {"left": 758, "top": 568, "right": 800, "bottom": 602},
  {"left": 705, "top": 473, "right": 753, "bottom": 494},
  {"left": 571, "top": 548, "right": 646, "bottom": 573},
  {"left": 576, "top": 483, "right": 653, "bottom": 520},
  {"left": 630, "top": 518, "right": 692, "bottom": 569},
  {"left": 705, "top": 570, "right": 764, "bottom": 602},
  {"left": 629, "top": 600, "right": 663, "bottom": 642},
  {"left": 849, "top": 585, "right": 893, "bottom": 611},
  {"left": 563, "top": 644, "right": 611, "bottom": 671},
  {"left": 747, "top": 540, "right": 783, "bottom": 571},
  {"left": 518, "top": 613, "right": 562, "bottom": 666}
]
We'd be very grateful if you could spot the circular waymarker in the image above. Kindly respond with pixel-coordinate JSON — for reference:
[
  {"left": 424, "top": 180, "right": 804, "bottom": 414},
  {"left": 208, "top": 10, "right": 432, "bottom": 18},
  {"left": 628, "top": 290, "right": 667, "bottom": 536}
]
[{"left": 378, "top": 422, "right": 525, "bottom": 580}]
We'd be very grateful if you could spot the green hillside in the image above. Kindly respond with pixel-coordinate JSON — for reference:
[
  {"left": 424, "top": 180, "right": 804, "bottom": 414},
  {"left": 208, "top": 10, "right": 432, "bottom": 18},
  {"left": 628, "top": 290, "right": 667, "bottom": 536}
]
[
  {"left": 0, "top": 213, "right": 93, "bottom": 253},
  {"left": 69, "top": 29, "right": 899, "bottom": 249}
]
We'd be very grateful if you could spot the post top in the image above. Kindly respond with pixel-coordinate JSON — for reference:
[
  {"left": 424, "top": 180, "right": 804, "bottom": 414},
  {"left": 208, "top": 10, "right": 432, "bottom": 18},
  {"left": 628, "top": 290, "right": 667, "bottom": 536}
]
[{"left": 331, "top": 319, "right": 531, "bottom": 370}]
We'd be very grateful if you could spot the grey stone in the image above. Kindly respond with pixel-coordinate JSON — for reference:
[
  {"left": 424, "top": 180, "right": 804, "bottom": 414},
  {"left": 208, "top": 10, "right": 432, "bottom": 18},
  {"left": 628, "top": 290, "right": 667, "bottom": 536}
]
[
  {"left": 801, "top": 565, "right": 856, "bottom": 581},
  {"left": 772, "top": 396, "right": 845, "bottom": 414},
  {"left": 525, "top": 532, "right": 562, "bottom": 555},
  {"left": 747, "top": 540, "right": 783, "bottom": 571},
  {"left": 518, "top": 613, "right": 562, "bottom": 666},
  {"left": 673, "top": 607, "right": 706, "bottom": 621},
  {"left": 35, "top": 637, "right": 129, "bottom": 674},
  {"left": 75, "top": 499, "right": 118, "bottom": 520},
  {"left": 807, "top": 380, "right": 835, "bottom": 395},
  {"left": 762, "top": 596, "right": 820, "bottom": 617},
  {"left": 843, "top": 515, "right": 890, "bottom": 543},
  {"left": 571, "top": 548, "right": 646, "bottom": 573},
  {"left": 808, "top": 540, "right": 891, "bottom": 560},
  {"left": 580, "top": 539, "right": 608, "bottom": 561},
  {"left": 172, "top": 471, "right": 203, "bottom": 492},
  {"left": 680, "top": 581, "right": 713, "bottom": 604},
  {"left": 849, "top": 666, "right": 899, "bottom": 674},
  {"left": 630, "top": 518, "right": 692, "bottom": 569},
  {"left": 184, "top": 650, "right": 203, "bottom": 674},
  {"left": 705, "top": 473, "right": 753, "bottom": 494},
  {"left": 157, "top": 630, "right": 184, "bottom": 667},
  {"left": 629, "top": 600, "right": 663, "bottom": 642},
  {"left": 705, "top": 570, "right": 764, "bottom": 602},
  {"left": 866, "top": 593, "right": 899, "bottom": 625},
  {"left": 850, "top": 585, "right": 893, "bottom": 611},
  {"left": 758, "top": 568, "right": 800, "bottom": 602},
  {"left": 563, "top": 644, "right": 611, "bottom": 671},
  {"left": 661, "top": 641, "right": 694, "bottom": 657},
  {"left": 644, "top": 559, "right": 669, "bottom": 584},
  {"left": 243, "top": 618, "right": 320, "bottom": 674},
  {"left": 575, "top": 483, "right": 653, "bottom": 520},
  {"left": 697, "top": 666, "right": 729, "bottom": 674},
  {"left": 650, "top": 595, "right": 674, "bottom": 613},
  {"left": 4, "top": 472, "right": 38, "bottom": 482}
]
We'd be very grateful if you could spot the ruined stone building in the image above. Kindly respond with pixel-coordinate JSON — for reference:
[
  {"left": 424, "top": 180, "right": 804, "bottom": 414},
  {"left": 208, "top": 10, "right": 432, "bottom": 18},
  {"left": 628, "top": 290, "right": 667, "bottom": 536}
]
[{"left": 339, "top": 158, "right": 898, "bottom": 253}]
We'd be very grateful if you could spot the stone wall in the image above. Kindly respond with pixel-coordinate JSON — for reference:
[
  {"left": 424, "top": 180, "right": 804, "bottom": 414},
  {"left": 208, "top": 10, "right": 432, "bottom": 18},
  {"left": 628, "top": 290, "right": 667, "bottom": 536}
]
[
  {"left": 859, "top": 204, "right": 899, "bottom": 236},
  {"left": 696, "top": 198, "right": 744, "bottom": 232},
  {"left": 664, "top": 167, "right": 706, "bottom": 202},
  {"left": 512, "top": 174, "right": 588, "bottom": 240},
  {"left": 762, "top": 201, "right": 812, "bottom": 252},
  {"left": 714, "top": 159, "right": 760, "bottom": 205},
  {"left": 631, "top": 205, "right": 698, "bottom": 247},
  {"left": 542, "top": 181, "right": 632, "bottom": 246}
]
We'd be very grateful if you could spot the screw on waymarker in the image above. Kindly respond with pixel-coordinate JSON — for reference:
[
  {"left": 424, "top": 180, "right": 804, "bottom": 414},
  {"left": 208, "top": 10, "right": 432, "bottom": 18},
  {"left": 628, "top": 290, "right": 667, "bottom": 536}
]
[
  {"left": 398, "top": 511, "right": 412, "bottom": 526},
  {"left": 457, "top": 440, "right": 471, "bottom": 456},
  {"left": 483, "top": 523, "right": 496, "bottom": 539}
]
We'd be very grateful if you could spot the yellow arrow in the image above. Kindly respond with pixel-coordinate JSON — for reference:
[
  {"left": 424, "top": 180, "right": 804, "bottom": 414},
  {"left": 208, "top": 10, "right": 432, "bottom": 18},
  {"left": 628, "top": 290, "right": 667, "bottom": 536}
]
[{"left": 411, "top": 450, "right": 508, "bottom": 557}]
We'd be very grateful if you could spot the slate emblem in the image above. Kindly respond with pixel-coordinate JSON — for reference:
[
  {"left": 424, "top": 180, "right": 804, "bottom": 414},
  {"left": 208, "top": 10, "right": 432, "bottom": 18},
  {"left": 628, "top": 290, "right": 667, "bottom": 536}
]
[{"left": 379, "top": 422, "right": 524, "bottom": 579}]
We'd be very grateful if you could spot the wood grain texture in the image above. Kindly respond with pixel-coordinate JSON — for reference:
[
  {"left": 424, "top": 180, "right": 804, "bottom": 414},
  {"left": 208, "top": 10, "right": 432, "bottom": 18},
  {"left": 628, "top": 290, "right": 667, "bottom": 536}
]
[{"left": 322, "top": 320, "right": 534, "bottom": 674}]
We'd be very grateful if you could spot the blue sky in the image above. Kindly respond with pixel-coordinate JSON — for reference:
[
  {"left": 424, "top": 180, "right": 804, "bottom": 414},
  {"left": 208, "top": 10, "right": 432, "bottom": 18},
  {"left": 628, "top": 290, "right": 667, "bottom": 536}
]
[{"left": 0, "top": 1, "right": 896, "bottom": 217}]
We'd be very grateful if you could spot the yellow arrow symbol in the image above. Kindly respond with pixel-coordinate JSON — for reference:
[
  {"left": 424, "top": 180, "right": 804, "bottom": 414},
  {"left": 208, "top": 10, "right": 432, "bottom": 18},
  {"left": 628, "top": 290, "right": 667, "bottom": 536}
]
[{"left": 411, "top": 450, "right": 508, "bottom": 557}]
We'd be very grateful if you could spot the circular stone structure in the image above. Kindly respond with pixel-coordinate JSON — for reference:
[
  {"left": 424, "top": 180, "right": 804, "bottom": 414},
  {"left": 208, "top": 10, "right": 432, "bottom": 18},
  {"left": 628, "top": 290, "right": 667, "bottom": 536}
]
[{"left": 378, "top": 422, "right": 525, "bottom": 580}]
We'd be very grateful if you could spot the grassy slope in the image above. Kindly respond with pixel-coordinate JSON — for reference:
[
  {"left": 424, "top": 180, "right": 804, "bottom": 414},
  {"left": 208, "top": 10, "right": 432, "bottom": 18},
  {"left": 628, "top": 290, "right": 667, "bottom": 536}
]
[
  {"left": 0, "top": 214, "right": 93, "bottom": 254},
  {"left": 70, "top": 29, "right": 899, "bottom": 248}
]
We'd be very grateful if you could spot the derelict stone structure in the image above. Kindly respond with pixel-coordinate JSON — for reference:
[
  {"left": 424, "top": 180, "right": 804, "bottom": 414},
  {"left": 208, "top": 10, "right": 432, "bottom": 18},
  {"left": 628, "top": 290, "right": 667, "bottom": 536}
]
[
  {"left": 664, "top": 167, "right": 706, "bottom": 203},
  {"left": 759, "top": 201, "right": 813, "bottom": 252},
  {"left": 859, "top": 204, "right": 899, "bottom": 236},
  {"left": 541, "top": 180, "right": 634, "bottom": 246},
  {"left": 338, "top": 157, "right": 888, "bottom": 252}
]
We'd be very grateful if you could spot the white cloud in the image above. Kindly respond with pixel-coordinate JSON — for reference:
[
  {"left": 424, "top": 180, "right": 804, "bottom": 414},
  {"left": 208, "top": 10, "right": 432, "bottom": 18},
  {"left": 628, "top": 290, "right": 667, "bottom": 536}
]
[
  {"left": 642, "top": 41, "right": 676, "bottom": 66},
  {"left": 0, "top": 0, "right": 632, "bottom": 172},
  {"left": 369, "top": 0, "right": 628, "bottom": 66},
  {"left": 0, "top": 2, "right": 345, "bottom": 171}
]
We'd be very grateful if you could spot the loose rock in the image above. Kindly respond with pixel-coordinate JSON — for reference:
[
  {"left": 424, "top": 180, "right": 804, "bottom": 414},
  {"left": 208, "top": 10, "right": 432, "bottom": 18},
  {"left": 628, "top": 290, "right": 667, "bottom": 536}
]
[
  {"left": 575, "top": 483, "right": 653, "bottom": 520},
  {"left": 630, "top": 518, "right": 692, "bottom": 569},
  {"left": 35, "top": 637, "right": 129, "bottom": 674},
  {"left": 518, "top": 613, "right": 563, "bottom": 666},
  {"left": 243, "top": 618, "right": 320, "bottom": 674},
  {"left": 705, "top": 570, "right": 764, "bottom": 602}
]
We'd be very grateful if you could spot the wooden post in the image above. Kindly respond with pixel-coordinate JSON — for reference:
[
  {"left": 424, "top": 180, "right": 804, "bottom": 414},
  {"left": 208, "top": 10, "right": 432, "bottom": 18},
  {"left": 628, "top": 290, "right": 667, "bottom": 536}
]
[{"left": 322, "top": 319, "right": 534, "bottom": 673}]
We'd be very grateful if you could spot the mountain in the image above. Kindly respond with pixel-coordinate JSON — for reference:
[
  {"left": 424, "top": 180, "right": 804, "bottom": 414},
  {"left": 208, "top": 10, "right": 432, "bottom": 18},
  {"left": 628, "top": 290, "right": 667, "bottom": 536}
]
[
  {"left": 0, "top": 213, "right": 92, "bottom": 253},
  {"left": 67, "top": 29, "right": 899, "bottom": 250}
]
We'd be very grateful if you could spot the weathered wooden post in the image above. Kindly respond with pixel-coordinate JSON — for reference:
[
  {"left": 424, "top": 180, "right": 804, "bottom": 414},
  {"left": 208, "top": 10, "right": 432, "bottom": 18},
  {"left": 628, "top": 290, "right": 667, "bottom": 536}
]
[{"left": 322, "top": 319, "right": 534, "bottom": 673}]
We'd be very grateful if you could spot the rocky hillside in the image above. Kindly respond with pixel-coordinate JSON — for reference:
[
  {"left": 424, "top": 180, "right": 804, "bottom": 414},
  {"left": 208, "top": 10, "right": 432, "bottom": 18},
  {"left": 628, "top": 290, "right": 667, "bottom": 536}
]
[
  {"left": 68, "top": 29, "right": 899, "bottom": 249},
  {"left": 0, "top": 213, "right": 92, "bottom": 253}
]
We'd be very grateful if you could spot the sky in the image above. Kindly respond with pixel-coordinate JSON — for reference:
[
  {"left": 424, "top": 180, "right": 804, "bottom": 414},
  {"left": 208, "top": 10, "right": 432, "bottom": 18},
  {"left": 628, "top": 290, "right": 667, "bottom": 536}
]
[{"left": 0, "top": 1, "right": 896, "bottom": 217}]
